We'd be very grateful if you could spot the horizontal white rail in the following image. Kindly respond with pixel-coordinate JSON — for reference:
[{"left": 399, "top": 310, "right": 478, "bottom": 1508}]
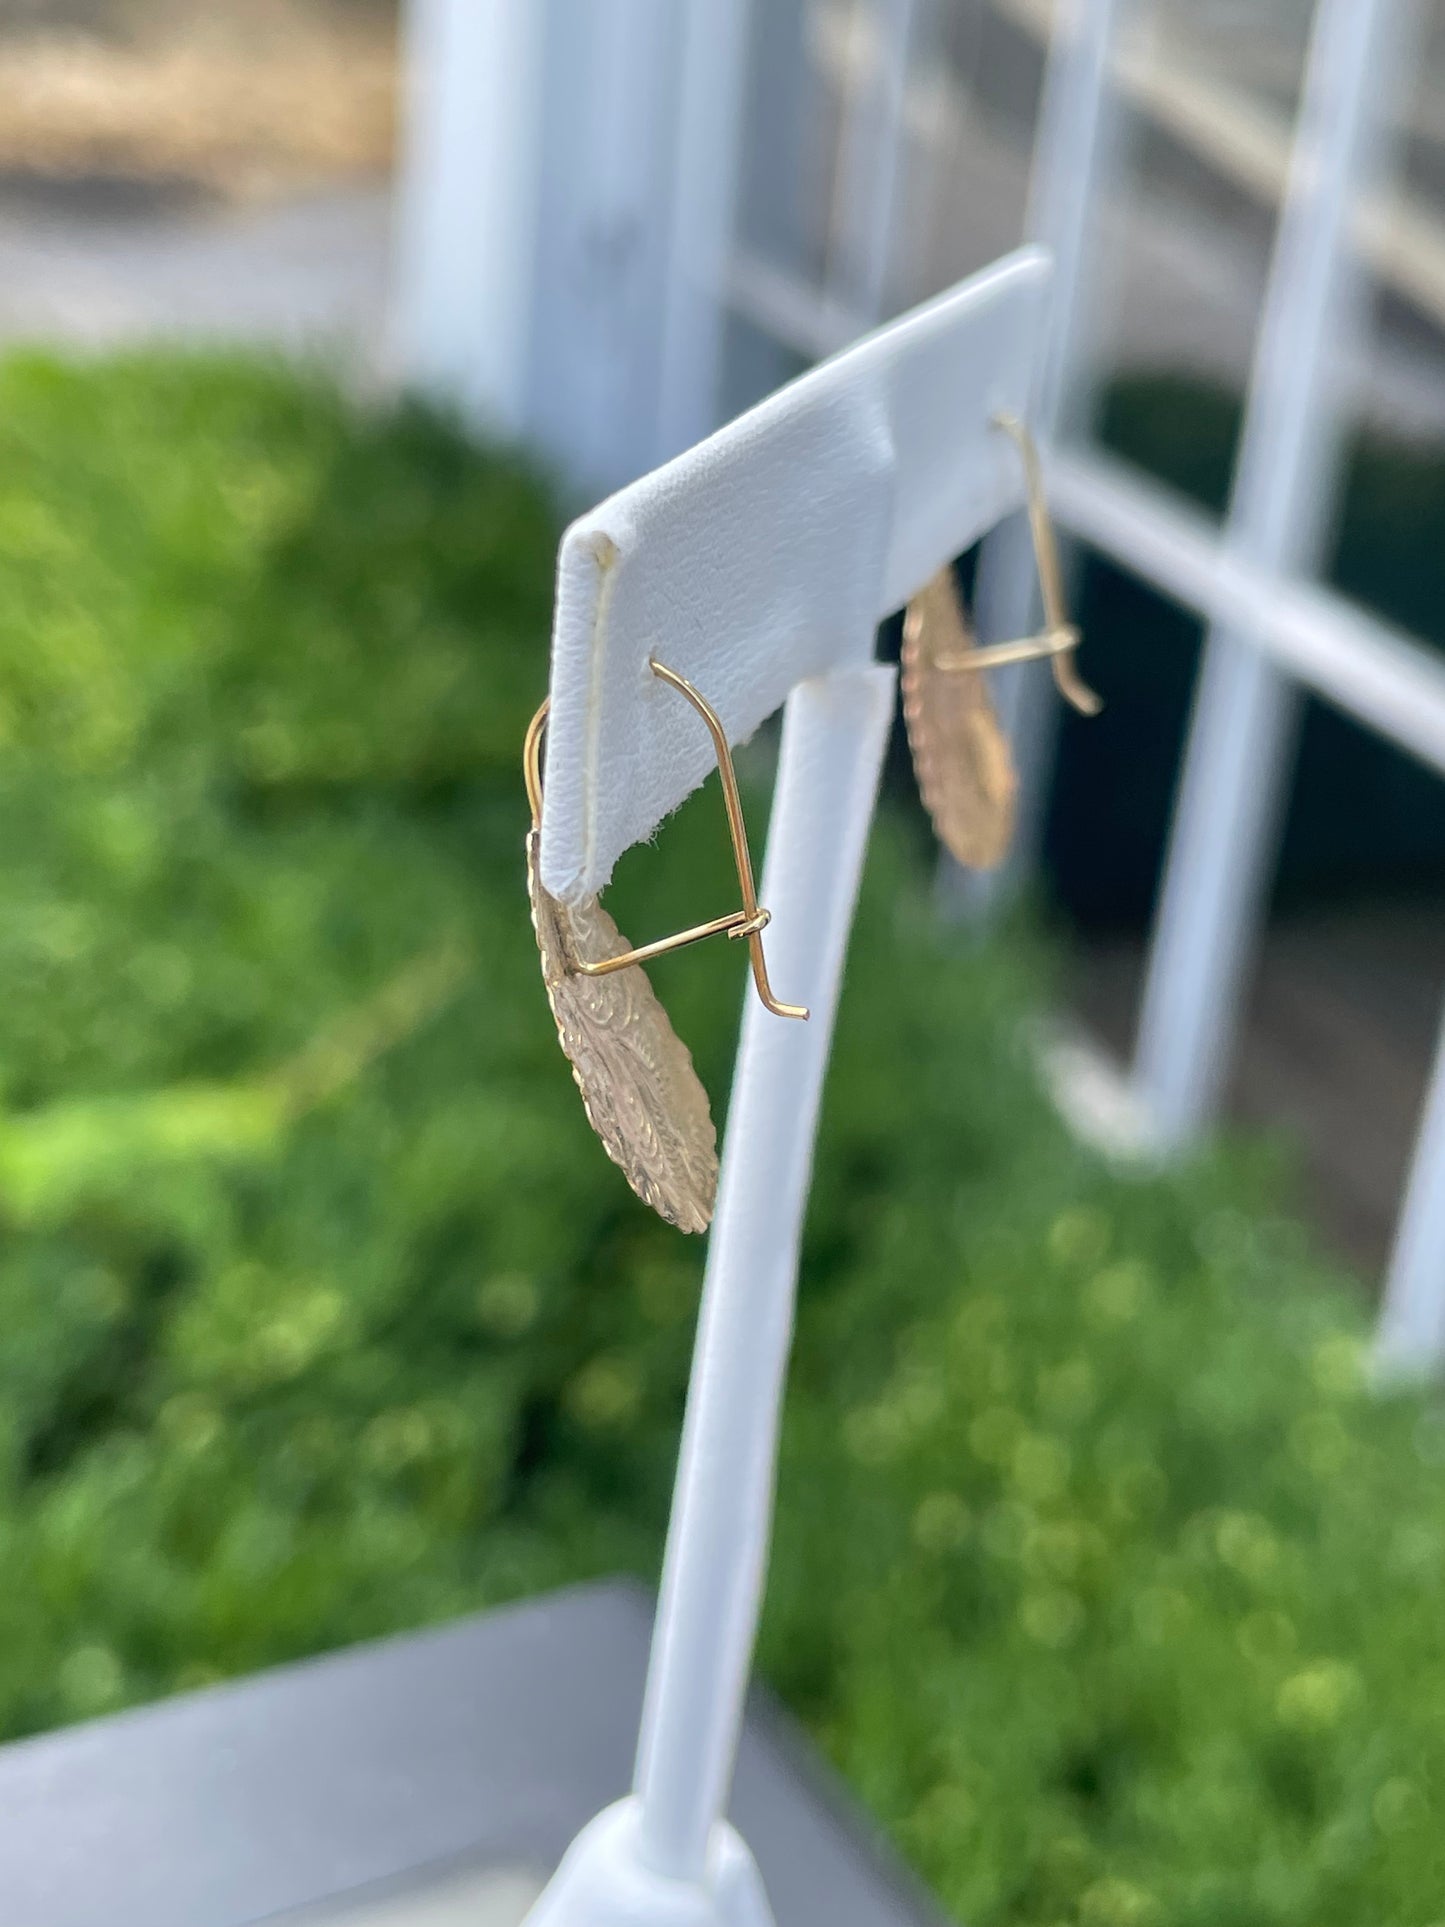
[
  {"left": 1050, "top": 447, "right": 1445, "bottom": 779},
  {"left": 724, "top": 248, "right": 865, "bottom": 361}
]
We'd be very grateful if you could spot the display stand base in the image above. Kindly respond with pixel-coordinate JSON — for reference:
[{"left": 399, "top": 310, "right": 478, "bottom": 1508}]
[{"left": 526, "top": 1800, "right": 774, "bottom": 1927}]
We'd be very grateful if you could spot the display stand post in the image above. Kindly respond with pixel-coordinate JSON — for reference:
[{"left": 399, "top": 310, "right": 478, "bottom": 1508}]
[
  {"left": 525, "top": 249, "right": 1055, "bottom": 1927},
  {"left": 633, "top": 668, "right": 894, "bottom": 1877}
]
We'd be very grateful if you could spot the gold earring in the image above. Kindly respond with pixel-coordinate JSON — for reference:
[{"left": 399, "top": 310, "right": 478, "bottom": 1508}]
[
  {"left": 524, "top": 659, "right": 807, "bottom": 1233},
  {"left": 901, "top": 411, "right": 1100, "bottom": 871}
]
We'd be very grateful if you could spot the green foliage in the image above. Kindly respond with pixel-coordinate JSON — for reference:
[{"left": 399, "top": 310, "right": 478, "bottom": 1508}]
[{"left": 0, "top": 350, "right": 1442, "bottom": 1924}]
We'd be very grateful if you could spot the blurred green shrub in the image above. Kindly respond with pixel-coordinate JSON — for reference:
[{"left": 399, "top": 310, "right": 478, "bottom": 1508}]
[{"left": 0, "top": 351, "right": 1441, "bottom": 1925}]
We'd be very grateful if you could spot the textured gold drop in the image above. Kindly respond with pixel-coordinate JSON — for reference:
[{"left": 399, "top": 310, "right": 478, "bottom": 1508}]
[
  {"left": 901, "top": 568, "right": 1018, "bottom": 871},
  {"left": 526, "top": 829, "right": 718, "bottom": 1233}
]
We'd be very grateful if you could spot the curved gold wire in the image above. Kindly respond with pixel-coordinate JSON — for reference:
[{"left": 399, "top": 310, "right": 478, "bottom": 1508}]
[
  {"left": 933, "top": 412, "right": 1100, "bottom": 717},
  {"left": 524, "top": 663, "right": 808, "bottom": 1022},
  {"left": 523, "top": 699, "right": 549, "bottom": 825}
]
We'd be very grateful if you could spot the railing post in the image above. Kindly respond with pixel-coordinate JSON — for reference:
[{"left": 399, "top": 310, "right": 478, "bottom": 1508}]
[
  {"left": 392, "top": 0, "right": 547, "bottom": 435},
  {"left": 525, "top": 0, "right": 689, "bottom": 491},
  {"left": 1131, "top": 0, "right": 1417, "bottom": 1149},
  {"left": 950, "top": 0, "right": 1126, "bottom": 916},
  {"left": 397, "top": 0, "right": 746, "bottom": 489},
  {"left": 654, "top": 0, "right": 762, "bottom": 461},
  {"left": 1376, "top": 1005, "right": 1445, "bottom": 1376},
  {"left": 824, "top": 0, "right": 925, "bottom": 327}
]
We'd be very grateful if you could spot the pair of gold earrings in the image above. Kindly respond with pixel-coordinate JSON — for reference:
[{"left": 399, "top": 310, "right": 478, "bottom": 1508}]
[
  {"left": 524, "top": 414, "right": 1097, "bottom": 1231},
  {"left": 900, "top": 413, "right": 1099, "bottom": 871}
]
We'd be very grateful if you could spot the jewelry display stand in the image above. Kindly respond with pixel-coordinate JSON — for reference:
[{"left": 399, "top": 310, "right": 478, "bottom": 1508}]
[{"left": 527, "top": 247, "right": 1055, "bottom": 1927}]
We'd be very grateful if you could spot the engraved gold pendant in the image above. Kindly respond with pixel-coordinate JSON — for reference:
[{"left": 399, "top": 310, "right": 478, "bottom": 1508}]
[
  {"left": 525, "top": 823, "right": 719, "bottom": 1233},
  {"left": 524, "top": 661, "right": 806, "bottom": 1233},
  {"left": 902, "top": 411, "right": 1100, "bottom": 870},
  {"left": 901, "top": 567, "right": 1018, "bottom": 870}
]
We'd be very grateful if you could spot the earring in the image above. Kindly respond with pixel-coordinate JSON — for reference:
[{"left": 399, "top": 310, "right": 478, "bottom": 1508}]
[
  {"left": 524, "top": 660, "right": 807, "bottom": 1233},
  {"left": 901, "top": 567, "right": 1019, "bottom": 870},
  {"left": 901, "top": 411, "right": 1100, "bottom": 871}
]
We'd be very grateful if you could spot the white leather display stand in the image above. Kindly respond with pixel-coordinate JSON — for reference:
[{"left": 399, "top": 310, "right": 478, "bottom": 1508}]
[{"left": 527, "top": 248, "right": 1054, "bottom": 1927}]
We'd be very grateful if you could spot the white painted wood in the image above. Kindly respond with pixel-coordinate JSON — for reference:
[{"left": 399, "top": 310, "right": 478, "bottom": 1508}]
[
  {"left": 1132, "top": 0, "right": 1417, "bottom": 1150},
  {"left": 1377, "top": 1006, "right": 1445, "bottom": 1377},
  {"left": 539, "top": 248, "right": 1051, "bottom": 902},
  {"left": 957, "top": 0, "right": 1128, "bottom": 917},
  {"left": 654, "top": 0, "right": 762, "bottom": 463},
  {"left": 1031, "top": 1015, "right": 1152, "bottom": 1161},
  {"left": 824, "top": 0, "right": 925, "bottom": 326},
  {"left": 396, "top": 0, "right": 717, "bottom": 492},
  {"left": 526, "top": 0, "right": 687, "bottom": 493},
  {"left": 392, "top": 0, "right": 545, "bottom": 433}
]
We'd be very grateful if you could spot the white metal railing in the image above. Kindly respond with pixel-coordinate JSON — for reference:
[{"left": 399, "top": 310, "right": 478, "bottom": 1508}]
[
  {"left": 1011, "top": 0, "right": 1444, "bottom": 1377},
  {"left": 1000, "top": 0, "right": 1445, "bottom": 337},
  {"left": 1048, "top": 450, "right": 1445, "bottom": 778},
  {"left": 394, "top": 0, "right": 1445, "bottom": 1371},
  {"left": 1025, "top": 0, "right": 1445, "bottom": 1376},
  {"left": 1130, "top": 0, "right": 1411, "bottom": 1150},
  {"left": 731, "top": 0, "right": 1445, "bottom": 1372},
  {"left": 968, "top": 0, "right": 1125, "bottom": 911}
]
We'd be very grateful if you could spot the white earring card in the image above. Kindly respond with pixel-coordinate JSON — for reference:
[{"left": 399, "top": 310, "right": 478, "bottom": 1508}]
[{"left": 539, "top": 247, "right": 1051, "bottom": 903}]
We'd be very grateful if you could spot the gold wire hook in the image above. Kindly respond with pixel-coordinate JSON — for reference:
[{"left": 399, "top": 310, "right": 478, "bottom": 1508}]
[
  {"left": 524, "top": 663, "right": 808, "bottom": 1022},
  {"left": 931, "top": 411, "right": 1100, "bottom": 717}
]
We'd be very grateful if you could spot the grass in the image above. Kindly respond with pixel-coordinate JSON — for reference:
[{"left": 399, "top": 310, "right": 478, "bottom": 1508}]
[{"left": 0, "top": 349, "right": 1442, "bottom": 1925}]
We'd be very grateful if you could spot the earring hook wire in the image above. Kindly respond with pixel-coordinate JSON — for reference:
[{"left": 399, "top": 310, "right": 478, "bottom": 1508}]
[
  {"left": 524, "top": 663, "right": 808, "bottom": 1021},
  {"left": 931, "top": 411, "right": 1100, "bottom": 717}
]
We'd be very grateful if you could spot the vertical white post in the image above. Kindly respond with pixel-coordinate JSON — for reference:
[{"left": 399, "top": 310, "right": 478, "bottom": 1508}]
[
  {"left": 1011, "top": 0, "right": 1124, "bottom": 440},
  {"left": 634, "top": 666, "right": 894, "bottom": 1880},
  {"left": 654, "top": 0, "right": 761, "bottom": 462},
  {"left": 1376, "top": 1005, "right": 1445, "bottom": 1376},
  {"left": 1132, "top": 0, "right": 1417, "bottom": 1148},
  {"left": 825, "top": 0, "right": 924, "bottom": 327},
  {"left": 526, "top": 0, "right": 687, "bottom": 491},
  {"left": 948, "top": 0, "right": 1125, "bottom": 914},
  {"left": 391, "top": 0, "right": 546, "bottom": 434}
]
